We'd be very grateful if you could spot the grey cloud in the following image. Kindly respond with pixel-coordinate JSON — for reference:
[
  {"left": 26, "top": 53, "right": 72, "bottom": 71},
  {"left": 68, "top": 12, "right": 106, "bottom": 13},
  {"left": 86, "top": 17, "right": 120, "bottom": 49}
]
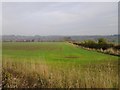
[{"left": 2, "top": 2, "right": 118, "bottom": 35}]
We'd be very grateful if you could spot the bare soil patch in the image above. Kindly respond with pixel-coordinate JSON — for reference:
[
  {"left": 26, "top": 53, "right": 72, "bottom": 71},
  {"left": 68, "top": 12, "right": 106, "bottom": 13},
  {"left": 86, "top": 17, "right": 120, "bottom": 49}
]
[{"left": 64, "top": 56, "right": 80, "bottom": 59}]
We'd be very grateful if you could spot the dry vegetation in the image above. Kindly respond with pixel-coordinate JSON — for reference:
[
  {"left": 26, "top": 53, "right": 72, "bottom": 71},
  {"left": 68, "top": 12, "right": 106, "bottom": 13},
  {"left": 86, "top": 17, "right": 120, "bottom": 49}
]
[{"left": 2, "top": 58, "right": 118, "bottom": 88}]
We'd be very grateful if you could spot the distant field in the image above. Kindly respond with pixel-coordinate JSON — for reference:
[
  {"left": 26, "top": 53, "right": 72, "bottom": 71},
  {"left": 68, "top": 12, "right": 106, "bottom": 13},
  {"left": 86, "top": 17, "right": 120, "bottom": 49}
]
[{"left": 2, "top": 42, "right": 119, "bottom": 88}]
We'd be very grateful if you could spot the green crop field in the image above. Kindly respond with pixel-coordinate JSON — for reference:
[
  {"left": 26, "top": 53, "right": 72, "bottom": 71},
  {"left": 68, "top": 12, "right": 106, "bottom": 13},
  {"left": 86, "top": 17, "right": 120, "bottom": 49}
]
[{"left": 2, "top": 42, "right": 119, "bottom": 88}]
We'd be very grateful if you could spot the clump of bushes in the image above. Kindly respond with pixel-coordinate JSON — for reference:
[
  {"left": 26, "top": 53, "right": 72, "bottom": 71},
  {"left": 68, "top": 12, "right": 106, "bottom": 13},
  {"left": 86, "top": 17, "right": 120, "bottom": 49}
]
[
  {"left": 72, "top": 38, "right": 120, "bottom": 56},
  {"left": 114, "top": 44, "right": 120, "bottom": 50},
  {"left": 79, "top": 38, "right": 114, "bottom": 50}
]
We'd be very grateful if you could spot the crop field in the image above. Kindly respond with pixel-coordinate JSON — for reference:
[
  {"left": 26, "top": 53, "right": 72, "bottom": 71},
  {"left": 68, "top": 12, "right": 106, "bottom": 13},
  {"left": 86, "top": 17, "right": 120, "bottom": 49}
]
[{"left": 2, "top": 42, "right": 119, "bottom": 88}]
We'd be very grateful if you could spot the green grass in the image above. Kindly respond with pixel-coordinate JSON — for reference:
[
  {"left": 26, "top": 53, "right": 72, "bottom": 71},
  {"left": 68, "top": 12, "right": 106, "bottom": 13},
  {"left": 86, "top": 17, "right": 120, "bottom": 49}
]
[
  {"left": 2, "top": 42, "right": 119, "bottom": 88},
  {"left": 3, "top": 42, "right": 118, "bottom": 62}
]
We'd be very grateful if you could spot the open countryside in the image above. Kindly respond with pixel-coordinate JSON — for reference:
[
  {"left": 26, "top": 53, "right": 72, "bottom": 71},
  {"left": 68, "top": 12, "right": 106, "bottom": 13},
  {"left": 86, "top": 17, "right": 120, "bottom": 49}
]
[
  {"left": 2, "top": 2, "right": 119, "bottom": 89},
  {"left": 2, "top": 42, "right": 119, "bottom": 88}
]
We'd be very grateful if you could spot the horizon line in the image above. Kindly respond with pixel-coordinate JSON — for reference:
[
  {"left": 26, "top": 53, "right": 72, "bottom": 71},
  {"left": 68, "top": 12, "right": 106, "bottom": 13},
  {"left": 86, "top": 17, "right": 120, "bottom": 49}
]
[{"left": 1, "top": 34, "right": 119, "bottom": 36}]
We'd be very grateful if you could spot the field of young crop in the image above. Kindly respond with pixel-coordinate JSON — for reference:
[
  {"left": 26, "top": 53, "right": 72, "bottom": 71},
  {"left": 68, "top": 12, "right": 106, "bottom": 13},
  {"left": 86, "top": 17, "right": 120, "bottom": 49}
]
[{"left": 2, "top": 42, "right": 119, "bottom": 88}]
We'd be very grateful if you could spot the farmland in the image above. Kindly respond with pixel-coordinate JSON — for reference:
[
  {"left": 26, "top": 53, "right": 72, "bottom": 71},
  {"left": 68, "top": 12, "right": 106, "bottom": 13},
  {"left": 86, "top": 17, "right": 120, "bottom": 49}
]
[{"left": 2, "top": 42, "right": 119, "bottom": 88}]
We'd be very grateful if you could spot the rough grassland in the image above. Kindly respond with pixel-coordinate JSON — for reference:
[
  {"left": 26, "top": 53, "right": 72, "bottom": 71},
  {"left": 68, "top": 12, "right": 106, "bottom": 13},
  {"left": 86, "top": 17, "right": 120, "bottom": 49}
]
[{"left": 2, "top": 42, "right": 119, "bottom": 88}]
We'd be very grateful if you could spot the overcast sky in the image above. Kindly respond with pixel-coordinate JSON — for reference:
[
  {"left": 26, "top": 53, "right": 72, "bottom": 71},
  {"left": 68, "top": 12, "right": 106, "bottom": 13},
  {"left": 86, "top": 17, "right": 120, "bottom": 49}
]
[{"left": 2, "top": 2, "right": 118, "bottom": 36}]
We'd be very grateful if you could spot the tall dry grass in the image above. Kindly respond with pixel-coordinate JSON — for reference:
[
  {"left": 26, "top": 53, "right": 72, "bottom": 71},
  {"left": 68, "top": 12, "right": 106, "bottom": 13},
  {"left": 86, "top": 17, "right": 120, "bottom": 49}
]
[{"left": 2, "top": 57, "right": 118, "bottom": 88}]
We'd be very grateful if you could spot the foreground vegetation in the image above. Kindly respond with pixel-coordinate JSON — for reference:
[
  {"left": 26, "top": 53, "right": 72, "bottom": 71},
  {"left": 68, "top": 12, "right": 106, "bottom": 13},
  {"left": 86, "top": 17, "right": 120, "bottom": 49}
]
[{"left": 2, "top": 42, "right": 119, "bottom": 88}]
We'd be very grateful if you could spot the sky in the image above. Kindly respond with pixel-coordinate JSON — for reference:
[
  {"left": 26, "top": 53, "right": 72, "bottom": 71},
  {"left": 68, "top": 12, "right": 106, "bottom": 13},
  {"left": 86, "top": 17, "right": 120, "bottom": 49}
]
[{"left": 2, "top": 2, "right": 118, "bottom": 36}]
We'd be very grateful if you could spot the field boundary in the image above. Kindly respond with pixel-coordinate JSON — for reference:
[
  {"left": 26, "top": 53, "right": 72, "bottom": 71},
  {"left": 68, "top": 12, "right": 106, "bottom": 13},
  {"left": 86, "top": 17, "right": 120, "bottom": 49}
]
[{"left": 69, "top": 42, "right": 120, "bottom": 57}]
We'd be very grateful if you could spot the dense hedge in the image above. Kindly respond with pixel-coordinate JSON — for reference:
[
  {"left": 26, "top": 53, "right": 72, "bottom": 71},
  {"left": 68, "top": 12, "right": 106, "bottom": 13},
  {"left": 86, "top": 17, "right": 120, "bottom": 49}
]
[
  {"left": 114, "top": 44, "right": 120, "bottom": 50},
  {"left": 72, "top": 38, "right": 119, "bottom": 50}
]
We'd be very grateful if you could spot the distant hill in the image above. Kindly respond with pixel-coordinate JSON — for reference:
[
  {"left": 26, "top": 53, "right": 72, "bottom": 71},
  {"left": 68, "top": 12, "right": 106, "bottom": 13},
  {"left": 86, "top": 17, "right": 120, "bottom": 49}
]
[{"left": 2, "top": 34, "right": 120, "bottom": 44}]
